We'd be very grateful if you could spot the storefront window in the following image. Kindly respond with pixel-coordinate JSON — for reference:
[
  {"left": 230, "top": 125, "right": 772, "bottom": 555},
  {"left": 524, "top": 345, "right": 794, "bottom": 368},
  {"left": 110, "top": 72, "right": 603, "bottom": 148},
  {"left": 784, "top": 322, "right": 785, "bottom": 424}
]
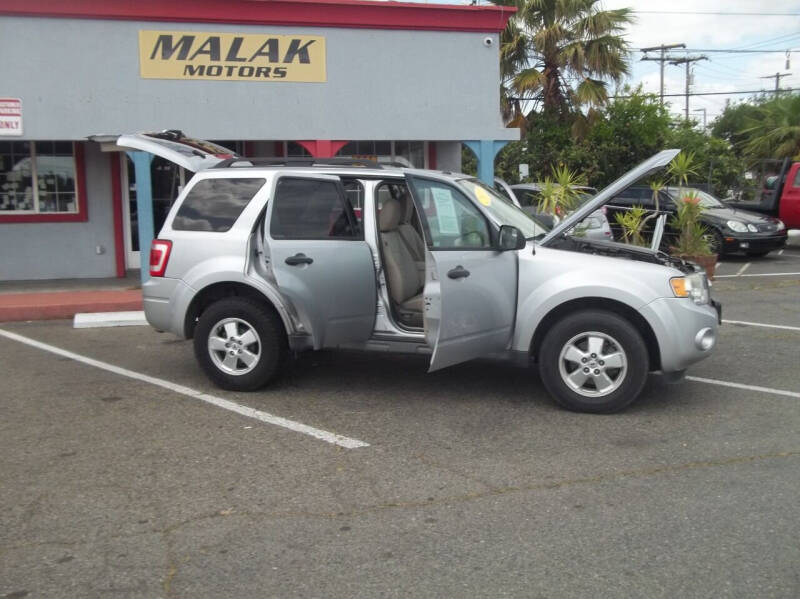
[
  {"left": 337, "top": 140, "right": 425, "bottom": 167},
  {"left": 0, "top": 141, "right": 77, "bottom": 213}
]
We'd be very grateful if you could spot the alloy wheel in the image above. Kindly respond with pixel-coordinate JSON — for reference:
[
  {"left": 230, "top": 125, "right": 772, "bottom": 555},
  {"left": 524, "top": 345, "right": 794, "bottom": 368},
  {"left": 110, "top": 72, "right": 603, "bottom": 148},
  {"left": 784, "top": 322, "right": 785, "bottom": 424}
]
[
  {"left": 207, "top": 317, "right": 262, "bottom": 376},
  {"left": 557, "top": 331, "right": 628, "bottom": 397}
]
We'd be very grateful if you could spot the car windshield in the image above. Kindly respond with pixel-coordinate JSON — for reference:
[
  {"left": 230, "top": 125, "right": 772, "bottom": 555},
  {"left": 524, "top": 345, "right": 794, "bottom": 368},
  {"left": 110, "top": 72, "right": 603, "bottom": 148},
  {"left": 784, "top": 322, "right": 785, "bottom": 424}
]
[
  {"left": 458, "top": 179, "right": 550, "bottom": 240},
  {"left": 668, "top": 188, "right": 725, "bottom": 208}
]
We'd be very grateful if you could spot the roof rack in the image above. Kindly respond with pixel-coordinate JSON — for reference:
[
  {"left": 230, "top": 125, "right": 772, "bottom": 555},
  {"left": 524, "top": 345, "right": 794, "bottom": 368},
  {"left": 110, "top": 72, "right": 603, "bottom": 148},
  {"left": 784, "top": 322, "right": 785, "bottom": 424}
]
[{"left": 211, "top": 157, "right": 384, "bottom": 169}]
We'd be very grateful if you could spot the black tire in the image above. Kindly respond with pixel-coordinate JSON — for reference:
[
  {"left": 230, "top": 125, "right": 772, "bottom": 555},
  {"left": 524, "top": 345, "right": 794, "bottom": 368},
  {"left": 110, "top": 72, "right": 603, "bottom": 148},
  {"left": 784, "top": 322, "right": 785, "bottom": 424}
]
[
  {"left": 746, "top": 250, "right": 771, "bottom": 258},
  {"left": 193, "top": 297, "right": 288, "bottom": 391},
  {"left": 704, "top": 228, "right": 725, "bottom": 256},
  {"left": 538, "top": 310, "right": 649, "bottom": 414}
]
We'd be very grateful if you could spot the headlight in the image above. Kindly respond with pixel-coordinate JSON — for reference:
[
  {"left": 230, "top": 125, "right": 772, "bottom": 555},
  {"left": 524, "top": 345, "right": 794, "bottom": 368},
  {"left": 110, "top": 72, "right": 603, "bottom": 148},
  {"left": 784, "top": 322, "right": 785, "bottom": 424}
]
[
  {"left": 747, "top": 223, "right": 758, "bottom": 233},
  {"left": 670, "top": 273, "right": 710, "bottom": 305},
  {"left": 775, "top": 219, "right": 786, "bottom": 231},
  {"left": 726, "top": 220, "right": 747, "bottom": 232}
]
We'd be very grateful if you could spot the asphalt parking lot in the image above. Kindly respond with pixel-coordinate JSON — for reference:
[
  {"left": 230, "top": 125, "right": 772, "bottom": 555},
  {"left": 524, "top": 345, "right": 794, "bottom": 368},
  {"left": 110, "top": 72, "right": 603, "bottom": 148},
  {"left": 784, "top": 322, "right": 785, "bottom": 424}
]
[{"left": 1, "top": 249, "right": 799, "bottom": 598}]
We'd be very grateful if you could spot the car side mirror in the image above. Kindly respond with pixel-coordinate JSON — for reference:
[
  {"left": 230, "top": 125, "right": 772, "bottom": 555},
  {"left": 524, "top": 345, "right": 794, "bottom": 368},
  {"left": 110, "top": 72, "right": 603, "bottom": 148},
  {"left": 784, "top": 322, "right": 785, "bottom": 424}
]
[{"left": 497, "top": 225, "right": 526, "bottom": 251}]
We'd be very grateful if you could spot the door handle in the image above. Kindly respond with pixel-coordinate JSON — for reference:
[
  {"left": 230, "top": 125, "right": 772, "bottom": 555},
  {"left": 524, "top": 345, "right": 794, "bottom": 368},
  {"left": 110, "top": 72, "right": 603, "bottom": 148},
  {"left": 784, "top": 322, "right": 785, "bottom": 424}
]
[
  {"left": 285, "top": 253, "right": 313, "bottom": 266},
  {"left": 447, "top": 266, "right": 470, "bottom": 279}
]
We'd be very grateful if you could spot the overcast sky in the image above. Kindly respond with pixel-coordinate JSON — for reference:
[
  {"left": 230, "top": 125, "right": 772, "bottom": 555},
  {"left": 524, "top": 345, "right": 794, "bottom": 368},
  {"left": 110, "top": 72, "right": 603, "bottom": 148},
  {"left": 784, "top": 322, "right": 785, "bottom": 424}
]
[{"left": 405, "top": 0, "right": 800, "bottom": 125}]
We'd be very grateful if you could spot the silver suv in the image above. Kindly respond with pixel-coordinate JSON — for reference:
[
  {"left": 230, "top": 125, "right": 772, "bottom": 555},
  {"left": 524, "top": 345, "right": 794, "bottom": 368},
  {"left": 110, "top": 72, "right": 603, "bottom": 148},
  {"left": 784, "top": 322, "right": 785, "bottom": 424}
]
[{"left": 118, "top": 132, "right": 721, "bottom": 413}]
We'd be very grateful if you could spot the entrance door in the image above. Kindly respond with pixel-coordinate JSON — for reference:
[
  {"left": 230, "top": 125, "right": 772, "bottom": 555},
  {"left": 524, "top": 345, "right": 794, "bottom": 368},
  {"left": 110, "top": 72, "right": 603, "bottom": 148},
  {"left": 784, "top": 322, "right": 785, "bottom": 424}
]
[
  {"left": 121, "top": 154, "right": 186, "bottom": 269},
  {"left": 266, "top": 173, "right": 377, "bottom": 349},
  {"left": 406, "top": 175, "right": 517, "bottom": 372}
]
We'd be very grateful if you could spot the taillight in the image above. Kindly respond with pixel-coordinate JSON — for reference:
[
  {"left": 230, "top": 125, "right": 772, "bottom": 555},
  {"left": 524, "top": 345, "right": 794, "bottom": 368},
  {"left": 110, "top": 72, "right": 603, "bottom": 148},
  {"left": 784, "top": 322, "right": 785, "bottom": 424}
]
[{"left": 149, "top": 239, "right": 172, "bottom": 277}]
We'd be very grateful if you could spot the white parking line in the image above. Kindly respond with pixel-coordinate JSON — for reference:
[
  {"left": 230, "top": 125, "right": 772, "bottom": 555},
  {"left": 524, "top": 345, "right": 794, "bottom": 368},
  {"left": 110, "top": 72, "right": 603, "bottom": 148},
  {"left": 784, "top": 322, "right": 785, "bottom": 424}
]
[
  {"left": 722, "top": 319, "right": 800, "bottom": 332},
  {"left": 735, "top": 262, "right": 751, "bottom": 276},
  {"left": 715, "top": 272, "right": 800, "bottom": 278},
  {"left": 0, "top": 328, "right": 369, "bottom": 450},
  {"left": 686, "top": 376, "right": 800, "bottom": 399},
  {"left": 778, "top": 249, "right": 784, "bottom": 256}
]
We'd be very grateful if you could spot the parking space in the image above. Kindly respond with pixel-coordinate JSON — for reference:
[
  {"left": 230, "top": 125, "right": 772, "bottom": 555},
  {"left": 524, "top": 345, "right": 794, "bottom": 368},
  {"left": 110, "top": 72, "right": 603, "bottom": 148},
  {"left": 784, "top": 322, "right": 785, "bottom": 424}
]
[{"left": 1, "top": 271, "right": 799, "bottom": 597}]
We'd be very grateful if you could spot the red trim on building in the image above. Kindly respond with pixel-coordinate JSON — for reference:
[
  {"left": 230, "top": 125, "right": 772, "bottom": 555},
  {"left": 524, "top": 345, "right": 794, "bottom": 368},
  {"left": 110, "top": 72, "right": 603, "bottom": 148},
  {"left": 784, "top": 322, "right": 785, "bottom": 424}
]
[
  {"left": 0, "top": 142, "right": 89, "bottom": 224},
  {"left": 0, "top": 0, "right": 515, "bottom": 32},
  {"left": 297, "top": 140, "right": 349, "bottom": 158},
  {"left": 428, "top": 142, "right": 437, "bottom": 170},
  {"left": 273, "top": 142, "right": 285, "bottom": 157},
  {"left": 110, "top": 154, "right": 126, "bottom": 277}
]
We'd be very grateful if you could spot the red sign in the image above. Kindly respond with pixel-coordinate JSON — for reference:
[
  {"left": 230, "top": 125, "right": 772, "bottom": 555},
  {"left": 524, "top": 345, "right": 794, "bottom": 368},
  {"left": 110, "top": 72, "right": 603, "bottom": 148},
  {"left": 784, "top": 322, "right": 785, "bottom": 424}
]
[{"left": 0, "top": 98, "right": 23, "bottom": 136}]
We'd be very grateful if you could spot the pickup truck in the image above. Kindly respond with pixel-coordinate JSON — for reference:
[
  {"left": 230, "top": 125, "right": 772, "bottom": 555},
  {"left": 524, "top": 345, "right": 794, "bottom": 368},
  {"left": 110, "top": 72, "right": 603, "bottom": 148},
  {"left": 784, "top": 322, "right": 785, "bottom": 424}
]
[{"left": 729, "top": 159, "right": 800, "bottom": 229}]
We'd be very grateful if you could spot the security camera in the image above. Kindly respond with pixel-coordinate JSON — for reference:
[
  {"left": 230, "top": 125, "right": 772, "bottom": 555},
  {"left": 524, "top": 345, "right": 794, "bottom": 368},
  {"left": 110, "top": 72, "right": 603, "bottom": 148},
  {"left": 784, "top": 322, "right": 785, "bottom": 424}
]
[{"left": 483, "top": 36, "right": 494, "bottom": 47}]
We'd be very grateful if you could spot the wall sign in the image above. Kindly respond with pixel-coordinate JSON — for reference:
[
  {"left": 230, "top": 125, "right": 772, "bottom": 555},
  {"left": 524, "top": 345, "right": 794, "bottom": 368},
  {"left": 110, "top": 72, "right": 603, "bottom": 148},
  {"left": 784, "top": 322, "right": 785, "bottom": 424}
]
[
  {"left": 139, "top": 30, "right": 326, "bottom": 82},
  {"left": 0, "top": 98, "right": 23, "bottom": 136}
]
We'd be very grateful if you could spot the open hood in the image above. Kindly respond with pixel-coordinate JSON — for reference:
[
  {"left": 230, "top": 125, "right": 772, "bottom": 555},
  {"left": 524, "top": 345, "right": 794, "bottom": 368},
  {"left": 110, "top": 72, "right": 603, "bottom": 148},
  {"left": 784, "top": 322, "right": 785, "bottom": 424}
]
[
  {"left": 113, "top": 130, "right": 238, "bottom": 172},
  {"left": 538, "top": 149, "right": 681, "bottom": 247}
]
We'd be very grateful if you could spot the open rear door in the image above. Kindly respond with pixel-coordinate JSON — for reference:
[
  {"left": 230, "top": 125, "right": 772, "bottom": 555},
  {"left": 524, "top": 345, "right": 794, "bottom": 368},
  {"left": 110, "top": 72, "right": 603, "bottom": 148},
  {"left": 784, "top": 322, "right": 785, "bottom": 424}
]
[
  {"left": 406, "top": 174, "right": 517, "bottom": 372},
  {"left": 114, "top": 130, "right": 238, "bottom": 172}
]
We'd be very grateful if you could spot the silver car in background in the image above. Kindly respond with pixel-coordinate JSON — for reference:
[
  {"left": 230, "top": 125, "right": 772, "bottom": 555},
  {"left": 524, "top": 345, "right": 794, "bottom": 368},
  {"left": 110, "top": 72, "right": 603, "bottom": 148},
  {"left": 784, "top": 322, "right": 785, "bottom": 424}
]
[
  {"left": 507, "top": 183, "right": 613, "bottom": 241},
  {"left": 116, "top": 131, "right": 720, "bottom": 413}
]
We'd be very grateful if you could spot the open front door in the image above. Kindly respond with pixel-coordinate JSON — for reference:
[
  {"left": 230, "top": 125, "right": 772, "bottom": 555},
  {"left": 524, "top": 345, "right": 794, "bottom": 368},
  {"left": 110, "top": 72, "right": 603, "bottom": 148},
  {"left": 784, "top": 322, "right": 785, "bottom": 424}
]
[
  {"left": 406, "top": 175, "right": 517, "bottom": 372},
  {"left": 266, "top": 174, "right": 377, "bottom": 349}
]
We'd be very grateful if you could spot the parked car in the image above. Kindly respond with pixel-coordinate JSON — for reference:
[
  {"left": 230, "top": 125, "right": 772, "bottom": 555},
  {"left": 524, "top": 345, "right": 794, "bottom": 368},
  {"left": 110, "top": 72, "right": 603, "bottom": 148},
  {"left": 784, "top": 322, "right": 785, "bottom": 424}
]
[
  {"left": 728, "top": 159, "right": 800, "bottom": 229},
  {"left": 116, "top": 131, "right": 720, "bottom": 413},
  {"left": 508, "top": 183, "right": 613, "bottom": 241},
  {"left": 607, "top": 186, "right": 787, "bottom": 257}
]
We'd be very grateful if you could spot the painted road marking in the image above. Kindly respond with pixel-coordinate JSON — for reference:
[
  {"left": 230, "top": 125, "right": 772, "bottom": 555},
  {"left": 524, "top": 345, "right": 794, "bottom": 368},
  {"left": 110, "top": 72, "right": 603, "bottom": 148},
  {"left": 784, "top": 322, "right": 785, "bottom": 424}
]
[
  {"left": 778, "top": 249, "right": 784, "bottom": 256},
  {"left": 0, "top": 328, "right": 369, "bottom": 449},
  {"left": 715, "top": 271, "right": 800, "bottom": 278},
  {"left": 723, "top": 319, "right": 800, "bottom": 332},
  {"left": 686, "top": 376, "right": 800, "bottom": 399},
  {"left": 735, "top": 262, "right": 751, "bottom": 276}
]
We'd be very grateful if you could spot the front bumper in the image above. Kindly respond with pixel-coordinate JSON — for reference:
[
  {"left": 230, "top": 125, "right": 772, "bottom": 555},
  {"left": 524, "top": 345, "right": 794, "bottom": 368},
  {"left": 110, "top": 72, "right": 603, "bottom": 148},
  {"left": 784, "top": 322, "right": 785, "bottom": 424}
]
[
  {"left": 722, "top": 232, "right": 787, "bottom": 254},
  {"left": 639, "top": 296, "right": 720, "bottom": 373}
]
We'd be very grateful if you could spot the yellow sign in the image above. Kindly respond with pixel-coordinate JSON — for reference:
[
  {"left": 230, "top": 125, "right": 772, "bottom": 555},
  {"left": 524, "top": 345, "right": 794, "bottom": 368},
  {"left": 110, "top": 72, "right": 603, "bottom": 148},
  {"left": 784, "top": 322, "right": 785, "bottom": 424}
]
[{"left": 139, "top": 30, "right": 326, "bottom": 82}]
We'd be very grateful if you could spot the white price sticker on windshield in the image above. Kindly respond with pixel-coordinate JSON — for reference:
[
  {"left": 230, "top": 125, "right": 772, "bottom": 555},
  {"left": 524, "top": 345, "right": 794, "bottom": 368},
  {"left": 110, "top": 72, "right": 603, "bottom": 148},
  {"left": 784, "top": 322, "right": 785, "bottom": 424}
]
[{"left": 431, "top": 188, "right": 459, "bottom": 235}]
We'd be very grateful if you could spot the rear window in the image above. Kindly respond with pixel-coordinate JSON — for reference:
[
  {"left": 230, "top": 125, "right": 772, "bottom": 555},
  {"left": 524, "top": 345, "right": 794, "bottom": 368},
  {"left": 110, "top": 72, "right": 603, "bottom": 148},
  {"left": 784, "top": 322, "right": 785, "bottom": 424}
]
[{"left": 172, "top": 178, "right": 265, "bottom": 232}]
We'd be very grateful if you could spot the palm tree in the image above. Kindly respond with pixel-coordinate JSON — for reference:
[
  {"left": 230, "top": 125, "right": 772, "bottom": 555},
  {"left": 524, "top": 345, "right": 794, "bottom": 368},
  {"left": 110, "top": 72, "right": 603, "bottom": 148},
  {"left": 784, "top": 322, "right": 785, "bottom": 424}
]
[
  {"left": 741, "top": 94, "right": 800, "bottom": 161},
  {"left": 493, "top": 0, "right": 633, "bottom": 119}
]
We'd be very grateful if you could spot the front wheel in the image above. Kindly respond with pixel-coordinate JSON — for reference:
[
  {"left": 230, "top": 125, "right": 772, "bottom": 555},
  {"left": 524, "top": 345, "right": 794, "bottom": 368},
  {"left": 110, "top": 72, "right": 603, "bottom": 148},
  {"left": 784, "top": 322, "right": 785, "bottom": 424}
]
[
  {"left": 538, "top": 310, "right": 649, "bottom": 413},
  {"left": 194, "top": 297, "right": 288, "bottom": 391}
]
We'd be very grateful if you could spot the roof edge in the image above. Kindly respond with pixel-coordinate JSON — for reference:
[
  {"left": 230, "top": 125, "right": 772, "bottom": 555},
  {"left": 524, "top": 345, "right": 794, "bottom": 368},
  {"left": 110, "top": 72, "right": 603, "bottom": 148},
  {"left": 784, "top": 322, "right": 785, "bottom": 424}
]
[{"left": 0, "top": 0, "right": 516, "bottom": 33}]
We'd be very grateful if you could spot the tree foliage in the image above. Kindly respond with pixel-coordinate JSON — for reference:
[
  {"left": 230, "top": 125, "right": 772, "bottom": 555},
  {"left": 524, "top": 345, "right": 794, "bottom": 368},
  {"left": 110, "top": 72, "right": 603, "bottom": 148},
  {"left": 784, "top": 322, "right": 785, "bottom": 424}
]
[{"left": 493, "top": 0, "right": 633, "bottom": 119}]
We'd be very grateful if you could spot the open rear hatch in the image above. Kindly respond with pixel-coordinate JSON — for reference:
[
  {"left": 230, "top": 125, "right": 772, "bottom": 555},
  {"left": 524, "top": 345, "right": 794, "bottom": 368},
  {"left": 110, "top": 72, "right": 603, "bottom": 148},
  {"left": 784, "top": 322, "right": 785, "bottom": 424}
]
[{"left": 114, "top": 130, "right": 238, "bottom": 172}]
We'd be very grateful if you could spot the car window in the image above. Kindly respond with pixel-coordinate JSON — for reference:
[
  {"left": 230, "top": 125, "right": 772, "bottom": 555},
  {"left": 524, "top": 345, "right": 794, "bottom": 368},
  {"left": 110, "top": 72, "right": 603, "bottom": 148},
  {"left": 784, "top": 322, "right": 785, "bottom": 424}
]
[
  {"left": 270, "top": 177, "right": 359, "bottom": 240},
  {"left": 408, "top": 178, "right": 491, "bottom": 249},
  {"left": 341, "top": 178, "right": 365, "bottom": 222},
  {"left": 515, "top": 189, "right": 540, "bottom": 207},
  {"left": 172, "top": 177, "right": 265, "bottom": 232}
]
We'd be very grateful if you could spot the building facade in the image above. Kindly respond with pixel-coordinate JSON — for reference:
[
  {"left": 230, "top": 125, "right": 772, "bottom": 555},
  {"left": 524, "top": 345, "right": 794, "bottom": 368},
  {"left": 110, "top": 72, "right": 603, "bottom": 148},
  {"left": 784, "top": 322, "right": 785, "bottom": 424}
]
[{"left": 0, "top": 0, "right": 517, "bottom": 280}]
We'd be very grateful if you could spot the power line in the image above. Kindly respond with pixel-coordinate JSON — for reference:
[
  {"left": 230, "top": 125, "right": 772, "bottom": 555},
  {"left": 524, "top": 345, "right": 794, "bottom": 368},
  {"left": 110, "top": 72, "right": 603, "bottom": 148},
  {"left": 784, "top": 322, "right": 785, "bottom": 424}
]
[
  {"left": 607, "top": 88, "right": 794, "bottom": 99},
  {"left": 635, "top": 10, "right": 800, "bottom": 16},
  {"left": 640, "top": 43, "right": 686, "bottom": 104},
  {"left": 669, "top": 56, "right": 708, "bottom": 121}
]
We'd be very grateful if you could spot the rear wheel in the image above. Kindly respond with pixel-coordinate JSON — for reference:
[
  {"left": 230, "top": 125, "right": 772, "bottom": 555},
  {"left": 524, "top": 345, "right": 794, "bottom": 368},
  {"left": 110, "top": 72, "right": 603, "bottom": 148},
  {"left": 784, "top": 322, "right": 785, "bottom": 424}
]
[
  {"left": 194, "top": 297, "right": 288, "bottom": 391},
  {"left": 538, "top": 310, "right": 649, "bottom": 413}
]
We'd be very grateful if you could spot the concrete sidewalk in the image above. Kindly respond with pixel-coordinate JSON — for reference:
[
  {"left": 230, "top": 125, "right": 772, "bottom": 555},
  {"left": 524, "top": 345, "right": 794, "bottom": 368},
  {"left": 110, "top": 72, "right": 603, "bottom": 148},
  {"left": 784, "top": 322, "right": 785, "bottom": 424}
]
[{"left": 0, "top": 273, "right": 142, "bottom": 322}]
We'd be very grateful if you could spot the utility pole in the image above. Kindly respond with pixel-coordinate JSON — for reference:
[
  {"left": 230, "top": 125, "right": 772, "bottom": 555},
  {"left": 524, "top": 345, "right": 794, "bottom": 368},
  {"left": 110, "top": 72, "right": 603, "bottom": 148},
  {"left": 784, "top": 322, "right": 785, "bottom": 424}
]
[
  {"left": 669, "top": 56, "right": 707, "bottom": 121},
  {"left": 640, "top": 43, "right": 686, "bottom": 105},
  {"left": 760, "top": 72, "right": 792, "bottom": 92},
  {"left": 693, "top": 108, "right": 707, "bottom": 129}
]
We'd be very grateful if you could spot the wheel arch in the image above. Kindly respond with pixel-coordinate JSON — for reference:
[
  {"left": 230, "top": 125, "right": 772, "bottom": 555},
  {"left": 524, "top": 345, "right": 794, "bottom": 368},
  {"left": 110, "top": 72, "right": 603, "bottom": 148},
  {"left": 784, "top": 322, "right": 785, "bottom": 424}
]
[
  {"left": 529, "top": 297, "right": 661, "bottom": 371},
  {"left": 184, "top": 281, "right": 289, "bottom": 340}
]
